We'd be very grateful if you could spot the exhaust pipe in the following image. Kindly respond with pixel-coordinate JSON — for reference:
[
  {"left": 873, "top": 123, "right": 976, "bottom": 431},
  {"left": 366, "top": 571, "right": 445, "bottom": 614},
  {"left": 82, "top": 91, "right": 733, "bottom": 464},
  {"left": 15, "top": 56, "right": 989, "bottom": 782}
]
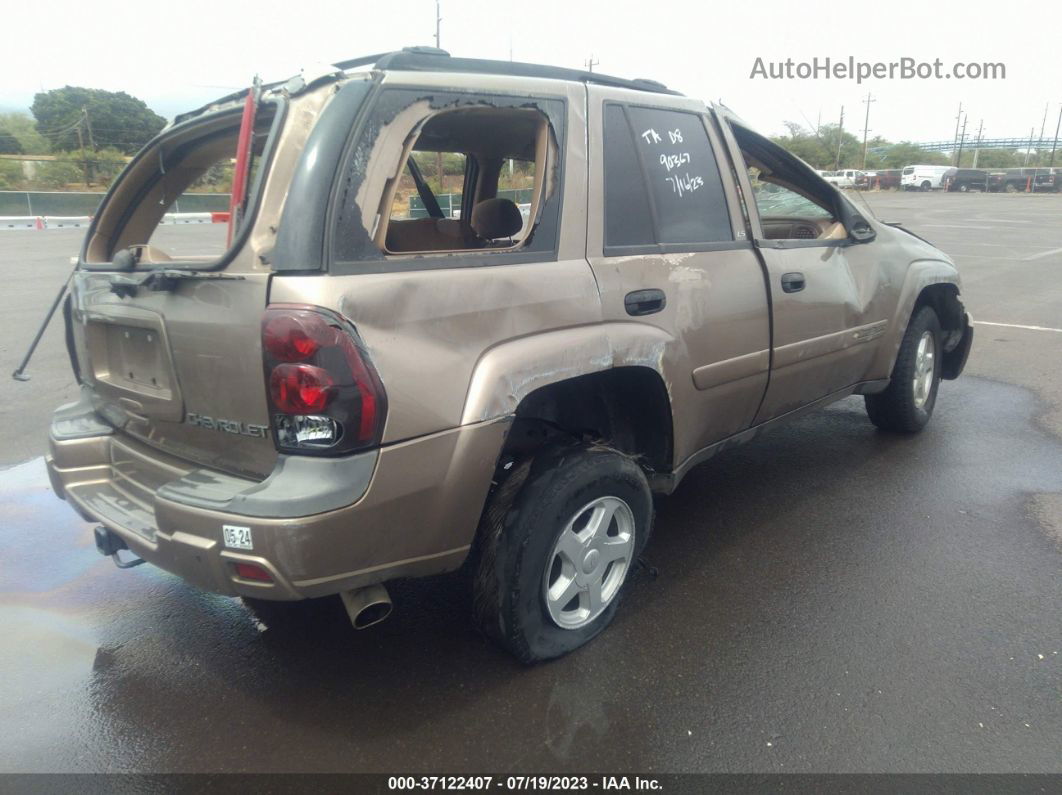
[{"left": 340, "top": 584, "right": 392, "bottom": 629}]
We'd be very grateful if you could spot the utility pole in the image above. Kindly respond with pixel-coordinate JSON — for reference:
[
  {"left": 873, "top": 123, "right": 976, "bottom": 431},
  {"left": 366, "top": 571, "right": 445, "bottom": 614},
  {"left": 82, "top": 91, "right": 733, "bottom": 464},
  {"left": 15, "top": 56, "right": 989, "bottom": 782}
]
[
  {"left": 861, "top": 92, "right": 876, "bottom": 169},
  {"left": 1050, "top": 104, "right": 1061, "bottom": 167},
  {"left": 953, "top": 109, "right": 967, "bottom": 165},
  {"left": 834, "top": 105, "right": 845, "bottom": 170},
  {"left": 82, "top": 106, "right": 97, "bottom": 185},
  {"left": 952, "top": 102, "right": 963, "bottom": 151},
  {"left": 972, "top": 119, "right": 984, "bottom": 168},
  {"left": 1039, "top": 102, "right": 1049, "bottom": 147},
  {"left": 82, "top": 107, "right": 96, "bottom": 150},
  {"left": 434, "top": 0, "right": 441, "bottom": 49},
  {"left": 584, "top": 55, "right": 599, "bottom": 73},
  {"left": 1023, "top": 126, "right": 1035, "bottom": 166},
  {"left": 955, "top": 116, "right": 968, "bottom": 167},
  {"left": 75, "top": 116, "right": 89, "bottom": 187}
]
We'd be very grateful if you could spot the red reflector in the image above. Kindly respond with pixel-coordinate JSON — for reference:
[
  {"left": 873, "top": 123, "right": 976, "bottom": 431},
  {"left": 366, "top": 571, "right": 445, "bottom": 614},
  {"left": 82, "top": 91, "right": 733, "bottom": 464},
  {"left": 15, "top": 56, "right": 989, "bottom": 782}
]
[
  {"left": 270, "top": 364, "right": 334, "bottom": 413},
  {"left": 234, "top": 562, "right": 273, "bottom": 582}
]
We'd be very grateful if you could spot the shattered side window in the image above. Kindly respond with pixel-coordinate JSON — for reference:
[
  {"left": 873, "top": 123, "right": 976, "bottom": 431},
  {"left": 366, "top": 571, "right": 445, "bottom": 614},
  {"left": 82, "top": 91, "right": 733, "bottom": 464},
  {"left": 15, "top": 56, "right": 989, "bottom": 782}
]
[{"left": 329, "top": 89, "right": 567, "bottom": 272}]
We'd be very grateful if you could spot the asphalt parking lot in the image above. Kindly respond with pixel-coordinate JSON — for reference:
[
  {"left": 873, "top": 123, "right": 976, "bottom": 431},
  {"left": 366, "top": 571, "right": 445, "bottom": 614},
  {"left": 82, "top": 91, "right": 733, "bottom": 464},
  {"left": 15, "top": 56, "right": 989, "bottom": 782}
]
[{"left": 0, "top": 193, "right": 1059, "bottom": 773}]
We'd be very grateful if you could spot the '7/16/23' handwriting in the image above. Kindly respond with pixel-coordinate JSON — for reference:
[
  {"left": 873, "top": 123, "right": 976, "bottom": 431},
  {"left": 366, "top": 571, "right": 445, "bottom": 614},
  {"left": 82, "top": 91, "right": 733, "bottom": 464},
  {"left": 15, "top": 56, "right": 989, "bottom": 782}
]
[{"left": 639, "top": 127, "right": 705, "bottom": 198}]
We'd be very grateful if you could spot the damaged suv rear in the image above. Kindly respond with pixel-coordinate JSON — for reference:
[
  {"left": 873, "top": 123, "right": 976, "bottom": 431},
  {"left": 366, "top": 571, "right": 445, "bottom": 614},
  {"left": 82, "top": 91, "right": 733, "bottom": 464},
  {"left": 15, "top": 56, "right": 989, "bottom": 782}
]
[{"left": 46, "top": 48, "right": 972, "bottom": 662}]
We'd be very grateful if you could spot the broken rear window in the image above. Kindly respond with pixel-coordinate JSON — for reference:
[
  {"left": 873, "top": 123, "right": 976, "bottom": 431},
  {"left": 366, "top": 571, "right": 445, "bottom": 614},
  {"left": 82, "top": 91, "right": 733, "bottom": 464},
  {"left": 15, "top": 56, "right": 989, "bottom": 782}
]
[{"left": 81, "top": 101, "right": 280, "bottom": 269}]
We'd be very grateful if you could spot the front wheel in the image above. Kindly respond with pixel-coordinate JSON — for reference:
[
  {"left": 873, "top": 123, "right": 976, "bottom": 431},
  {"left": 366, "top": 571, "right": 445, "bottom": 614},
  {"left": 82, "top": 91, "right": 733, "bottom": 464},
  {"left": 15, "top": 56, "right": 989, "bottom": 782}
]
[
  {"left": 920, "top": 180, "right": 932, "bottom": 192},
  {"left": 865, "top": 306, "right": 942, "bottom": 433},
  {"left": 472, "top": 444, "right": 652, "bottom": 663}
]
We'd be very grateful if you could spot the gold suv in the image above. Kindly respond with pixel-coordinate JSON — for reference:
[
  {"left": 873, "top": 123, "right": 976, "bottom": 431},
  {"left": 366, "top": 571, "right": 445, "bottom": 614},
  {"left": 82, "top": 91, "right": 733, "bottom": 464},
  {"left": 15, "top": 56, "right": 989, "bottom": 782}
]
[{"left": 46, "top": 48, "right": 973, "bottom": 662}]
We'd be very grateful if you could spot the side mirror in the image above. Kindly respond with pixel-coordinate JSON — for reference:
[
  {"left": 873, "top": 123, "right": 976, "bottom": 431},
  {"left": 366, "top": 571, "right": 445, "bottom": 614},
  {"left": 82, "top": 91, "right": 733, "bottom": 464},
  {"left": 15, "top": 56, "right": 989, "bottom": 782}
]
[{"left": 847, "top": 216, "right": 876, "bottom": 243}]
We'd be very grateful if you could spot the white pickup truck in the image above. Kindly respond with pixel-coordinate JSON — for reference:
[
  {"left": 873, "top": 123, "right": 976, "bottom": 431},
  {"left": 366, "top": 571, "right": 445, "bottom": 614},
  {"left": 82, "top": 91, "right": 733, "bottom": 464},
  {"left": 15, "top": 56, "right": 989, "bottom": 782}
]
[
  {"left": 818, "top": 169, "right": 865, "bottom": 188},
  {"left": 901, "top": 165, "right": 951, "bottom": 191}
]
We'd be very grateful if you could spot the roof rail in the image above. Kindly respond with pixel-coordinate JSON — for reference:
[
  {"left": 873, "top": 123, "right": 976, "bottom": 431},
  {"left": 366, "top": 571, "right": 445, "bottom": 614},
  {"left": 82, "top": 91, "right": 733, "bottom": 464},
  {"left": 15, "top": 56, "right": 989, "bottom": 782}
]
[
  {"left": 333, "top": 46, "right": 681, "bottom": 96},
  {"left": 173, "top": 46, "right": 679, "bottom": 126}
]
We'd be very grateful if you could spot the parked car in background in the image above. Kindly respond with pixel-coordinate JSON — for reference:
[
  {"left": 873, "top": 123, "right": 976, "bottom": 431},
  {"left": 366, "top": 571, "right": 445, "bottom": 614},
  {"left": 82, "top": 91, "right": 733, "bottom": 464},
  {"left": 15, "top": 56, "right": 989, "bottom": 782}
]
[
  {"left": 43, "top": 47, "right": 974, "bottom": 662},
  {"left": 821, "top": 169, "right": 865, "bottom": 188},
  {"left": 944, "top": 168, "right": 988, "bottom": 192},
  {"left": 862, "top": 169, "right": 902, "bottom": 190},
  {"left": 902, "top": 165, "right": 951, "bottom": 191},
  {"left": 986, "top": 168, "right": 1061, "bottom": 193}
]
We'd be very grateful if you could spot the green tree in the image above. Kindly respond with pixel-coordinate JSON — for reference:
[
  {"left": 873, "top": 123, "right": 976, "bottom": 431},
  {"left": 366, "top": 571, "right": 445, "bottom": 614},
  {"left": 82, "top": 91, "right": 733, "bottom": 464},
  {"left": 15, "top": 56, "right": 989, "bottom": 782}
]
[
  {"left": 34, "top": 155, "right": 83, "bottom": 189},
  {"left": 962, "top": 149, "right": 1019, "bottom": 168},
  {"left": 770, "top": 122, "right": 863, "bottom": 169},
  {"left": 0, "top": 130, "right": 21, "bottom": 154},
  {"left": 31, "top": 86, "right": 166, "bottom": 154},
  {"left": 0, "top": 159, "right": 24, "bottom": 188},
  {"left": 878, "top": 142, "right": 948, "bottom": 168},
  {"left": 0, "top": 112, "right": 48, "bottom": 154}
]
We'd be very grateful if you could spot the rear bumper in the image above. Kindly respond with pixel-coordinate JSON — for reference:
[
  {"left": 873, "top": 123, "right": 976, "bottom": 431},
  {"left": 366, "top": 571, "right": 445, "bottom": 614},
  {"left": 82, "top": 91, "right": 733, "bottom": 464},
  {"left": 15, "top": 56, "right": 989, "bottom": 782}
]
[{"left": 47, "top": 394, "right": 509, "bottom": 600}]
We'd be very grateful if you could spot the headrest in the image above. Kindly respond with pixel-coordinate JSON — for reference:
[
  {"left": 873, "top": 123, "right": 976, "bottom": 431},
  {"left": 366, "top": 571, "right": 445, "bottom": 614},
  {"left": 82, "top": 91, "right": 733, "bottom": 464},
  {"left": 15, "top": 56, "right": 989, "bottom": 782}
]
[{"left": 471, "top": 198, "right": 523, "bottom": 240}]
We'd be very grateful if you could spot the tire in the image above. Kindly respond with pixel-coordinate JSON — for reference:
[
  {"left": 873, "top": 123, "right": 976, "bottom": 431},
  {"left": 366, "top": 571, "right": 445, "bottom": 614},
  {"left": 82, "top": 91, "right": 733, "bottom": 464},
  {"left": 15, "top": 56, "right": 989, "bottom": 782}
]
[
  {"left": 865, "top": 305, "right": 943, "bottom": 433},
  {"left": 920, "top": 180, "right": 932, "bottom": 192},
  {"left": 472, "top": 444, "right": 652, "bottom": 663},
  {"left": 957, "top": 182, "right": 969, "bottom": 192},
  {"left": 1005, "top": 182, "right": 1019, "bottom": 193}
]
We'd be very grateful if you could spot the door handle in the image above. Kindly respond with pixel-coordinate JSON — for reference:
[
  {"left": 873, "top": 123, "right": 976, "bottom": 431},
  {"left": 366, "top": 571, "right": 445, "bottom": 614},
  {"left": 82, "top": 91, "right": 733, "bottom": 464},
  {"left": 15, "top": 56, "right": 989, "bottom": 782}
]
[
  {"left": 780, "top": 272, "right": 806, "bottom": 293},
  {"left": 624, "top": 289, "right": 666, "bottom": 316}
]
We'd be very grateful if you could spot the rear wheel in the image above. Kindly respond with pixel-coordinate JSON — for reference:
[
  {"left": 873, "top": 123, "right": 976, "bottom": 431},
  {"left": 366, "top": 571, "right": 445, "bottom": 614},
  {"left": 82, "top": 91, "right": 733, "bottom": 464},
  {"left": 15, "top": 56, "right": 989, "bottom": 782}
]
[
  {"left": 865, "top": 306, "right": 942, "bottom": 433},
  {"left": 920, "top": 180, "right": 932, "bottom": 191},
  {"left": 472, "top": 444, "right": 652, "bottom": 663}
]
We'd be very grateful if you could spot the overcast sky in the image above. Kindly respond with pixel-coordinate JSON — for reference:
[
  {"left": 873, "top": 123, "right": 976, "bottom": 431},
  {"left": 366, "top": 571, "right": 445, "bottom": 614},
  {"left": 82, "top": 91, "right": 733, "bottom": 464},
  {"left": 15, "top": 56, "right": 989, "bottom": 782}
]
[{"left": 2, "top": 0, "right": 1060, "bottom": 145}]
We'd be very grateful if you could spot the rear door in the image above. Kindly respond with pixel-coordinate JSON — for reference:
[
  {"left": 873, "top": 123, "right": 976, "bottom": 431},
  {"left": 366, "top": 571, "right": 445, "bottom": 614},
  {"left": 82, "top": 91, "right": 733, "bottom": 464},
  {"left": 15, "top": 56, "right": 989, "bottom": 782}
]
[
  {"left": 67, "top": 101, "right": 288, "bottom": 478},
  {"left": 585, "top": 87, "right": 771, "bottom": 466}
]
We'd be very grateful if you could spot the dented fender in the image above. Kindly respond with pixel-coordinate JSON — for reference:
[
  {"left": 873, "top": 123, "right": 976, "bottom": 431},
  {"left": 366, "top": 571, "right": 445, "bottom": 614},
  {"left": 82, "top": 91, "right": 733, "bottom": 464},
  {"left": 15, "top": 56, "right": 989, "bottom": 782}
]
[
  {"left": 867, "top": 257, "right": 964, "bottom": 380},
  {"left": 460, "top": 323, "right": 673, "bottom": 425}
]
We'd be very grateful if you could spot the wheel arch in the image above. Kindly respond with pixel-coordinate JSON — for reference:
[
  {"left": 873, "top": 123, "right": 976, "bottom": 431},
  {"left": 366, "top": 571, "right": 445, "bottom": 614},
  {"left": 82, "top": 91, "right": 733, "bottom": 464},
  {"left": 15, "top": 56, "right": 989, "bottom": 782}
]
[
  {"left": 505, "top": 366, "right": 674, "bottom": 476},
  {"left": 869, "top": 261, "right": 968, "bottom": 380}
]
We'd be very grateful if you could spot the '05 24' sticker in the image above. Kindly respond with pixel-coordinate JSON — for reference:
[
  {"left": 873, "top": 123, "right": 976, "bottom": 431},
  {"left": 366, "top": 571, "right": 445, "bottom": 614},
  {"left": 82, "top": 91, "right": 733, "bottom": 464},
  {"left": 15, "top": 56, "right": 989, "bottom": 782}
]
[{"left": 223, "top": 525, "right": 253, "bottom": 550}]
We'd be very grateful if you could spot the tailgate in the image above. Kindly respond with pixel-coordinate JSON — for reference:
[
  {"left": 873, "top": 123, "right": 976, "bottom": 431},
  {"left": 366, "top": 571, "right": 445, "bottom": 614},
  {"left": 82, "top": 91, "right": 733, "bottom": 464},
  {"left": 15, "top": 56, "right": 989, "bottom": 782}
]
[{"left": 71, "top": 270, "right": 276, "bottom": 478}]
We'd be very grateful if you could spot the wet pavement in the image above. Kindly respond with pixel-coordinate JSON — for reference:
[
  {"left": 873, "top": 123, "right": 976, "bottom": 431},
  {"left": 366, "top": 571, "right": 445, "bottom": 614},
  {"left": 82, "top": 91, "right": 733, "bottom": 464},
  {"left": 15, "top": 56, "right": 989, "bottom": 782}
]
[
  {"left": 1, "top": 377, "right": 1060, "bottom": 773},
  {"left": 1, "top": 194, "right": 1060, "bottom": 772}
]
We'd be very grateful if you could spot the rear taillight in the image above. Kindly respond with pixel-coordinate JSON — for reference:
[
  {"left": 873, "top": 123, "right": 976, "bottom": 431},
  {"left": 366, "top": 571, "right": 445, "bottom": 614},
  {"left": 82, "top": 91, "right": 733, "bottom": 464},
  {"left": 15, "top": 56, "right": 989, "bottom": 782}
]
[{"left": 262, "top": 305, "right": 386, "bottom": 454}]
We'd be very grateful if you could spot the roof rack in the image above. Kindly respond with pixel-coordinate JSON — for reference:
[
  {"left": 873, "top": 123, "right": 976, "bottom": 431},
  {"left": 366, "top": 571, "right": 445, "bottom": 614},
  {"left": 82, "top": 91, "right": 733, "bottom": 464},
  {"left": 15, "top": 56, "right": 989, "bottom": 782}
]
[{"left": 336, "top": 47, "right": 682, "bottom": 96}]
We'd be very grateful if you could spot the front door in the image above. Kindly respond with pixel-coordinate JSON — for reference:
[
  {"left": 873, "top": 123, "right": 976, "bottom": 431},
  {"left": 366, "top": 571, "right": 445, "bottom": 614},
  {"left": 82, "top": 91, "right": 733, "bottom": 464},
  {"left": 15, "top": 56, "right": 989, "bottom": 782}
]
[{"left": 716, "top": 115, "right": 887, "bottom": 422}]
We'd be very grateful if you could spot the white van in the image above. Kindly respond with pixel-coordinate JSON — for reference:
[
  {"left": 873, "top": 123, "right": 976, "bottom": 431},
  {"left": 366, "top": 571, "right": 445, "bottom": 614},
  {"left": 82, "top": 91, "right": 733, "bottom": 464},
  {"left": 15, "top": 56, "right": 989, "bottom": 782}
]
[{"left": 902, "top": 165, "right": 951, "bottom": 191}]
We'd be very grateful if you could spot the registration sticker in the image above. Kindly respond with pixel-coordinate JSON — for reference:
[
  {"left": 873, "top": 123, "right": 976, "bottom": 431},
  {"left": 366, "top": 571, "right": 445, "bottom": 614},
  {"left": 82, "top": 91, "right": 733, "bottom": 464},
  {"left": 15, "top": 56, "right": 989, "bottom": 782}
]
[{"left": 223, "top": 525, "right": 253, "bottom": 550}]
